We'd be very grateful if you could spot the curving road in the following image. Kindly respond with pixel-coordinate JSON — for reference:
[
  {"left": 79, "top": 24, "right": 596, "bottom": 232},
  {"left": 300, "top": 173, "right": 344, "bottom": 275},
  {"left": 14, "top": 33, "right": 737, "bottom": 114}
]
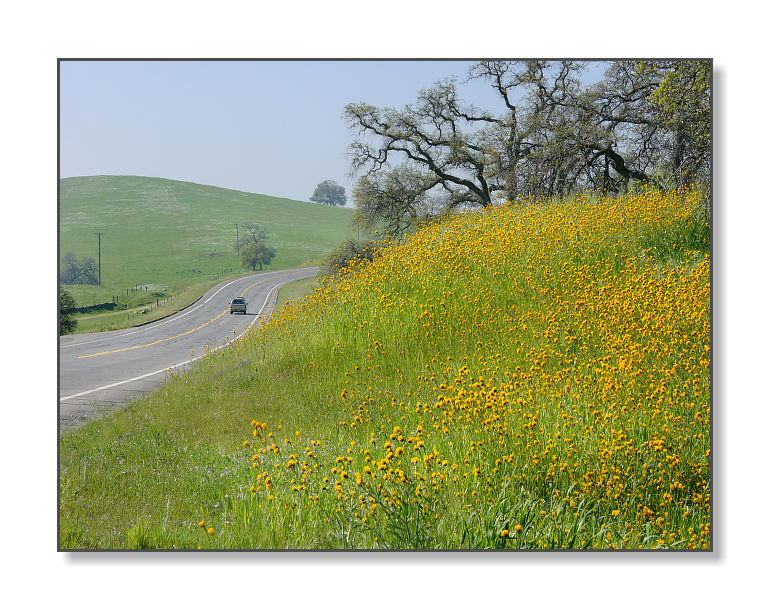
[{"left": 59, "top": 266, "right": 317, "bottom": 429}]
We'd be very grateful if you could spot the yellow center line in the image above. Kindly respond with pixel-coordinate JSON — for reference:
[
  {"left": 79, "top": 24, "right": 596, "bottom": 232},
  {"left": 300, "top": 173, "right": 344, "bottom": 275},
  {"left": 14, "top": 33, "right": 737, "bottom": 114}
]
[{"left": 77, "top": 278, "right": 267, "bottom": 359}]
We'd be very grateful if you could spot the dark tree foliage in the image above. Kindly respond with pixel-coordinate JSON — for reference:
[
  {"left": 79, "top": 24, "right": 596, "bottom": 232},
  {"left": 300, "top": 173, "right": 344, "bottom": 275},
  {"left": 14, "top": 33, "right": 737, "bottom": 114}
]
[
  {"left": 234, "top": 222, "right": 276, "bottom": 270},
  {"left": 60, "top": 252, "right": 98, "bottom": 285},
  {"left": 310, "top": 180, "right": 347, "bottom": 206},
  {"left": 646, "top": 60, "right": 711, "bottom": 185},
  {"left": 59, "top": 288, "right": 77, "bottom": 335},
  {"left": 241, "top": 241, "right": 276, "bottom": 271}
]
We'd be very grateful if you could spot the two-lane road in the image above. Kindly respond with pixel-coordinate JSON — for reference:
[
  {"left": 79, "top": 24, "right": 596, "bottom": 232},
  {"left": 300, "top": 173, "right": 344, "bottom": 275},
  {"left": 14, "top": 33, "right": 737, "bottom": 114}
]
[{"left": 59, "top": 266, "right": 317, "bottom": 429}]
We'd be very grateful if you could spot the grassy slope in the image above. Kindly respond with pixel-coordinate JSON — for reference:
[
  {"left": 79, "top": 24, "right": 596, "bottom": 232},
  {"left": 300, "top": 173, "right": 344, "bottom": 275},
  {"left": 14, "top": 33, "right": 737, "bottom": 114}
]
[
  {"left": 59, "top": 188, "right": 711, "bottom": 550},
  {"left": 60, "top": 175, "right": 356, "bottom": 305}
]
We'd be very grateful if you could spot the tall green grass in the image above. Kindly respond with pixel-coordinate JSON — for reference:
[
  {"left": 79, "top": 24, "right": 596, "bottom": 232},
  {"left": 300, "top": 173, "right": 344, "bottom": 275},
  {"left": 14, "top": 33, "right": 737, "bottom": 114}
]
[{"left": 59, "top": 188, "right": 710, "bottom": 550}]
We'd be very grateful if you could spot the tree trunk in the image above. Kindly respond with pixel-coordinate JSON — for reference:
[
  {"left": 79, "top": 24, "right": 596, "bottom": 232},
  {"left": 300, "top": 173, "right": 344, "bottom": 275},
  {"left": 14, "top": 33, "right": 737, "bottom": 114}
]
[{"left": 589, "top": 144, "right": 651, "bottom": 186}]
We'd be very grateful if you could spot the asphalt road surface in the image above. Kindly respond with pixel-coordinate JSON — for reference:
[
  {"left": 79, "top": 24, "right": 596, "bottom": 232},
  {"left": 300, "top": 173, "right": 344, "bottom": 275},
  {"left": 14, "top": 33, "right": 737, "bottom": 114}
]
[{"left": 59, "top": 266, "right": 317, "bottom": 429}]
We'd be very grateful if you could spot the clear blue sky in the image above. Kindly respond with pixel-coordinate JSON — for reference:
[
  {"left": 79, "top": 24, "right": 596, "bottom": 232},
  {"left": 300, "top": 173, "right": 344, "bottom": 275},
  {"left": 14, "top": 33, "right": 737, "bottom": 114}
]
[{"left": 60, "top": 60, "right": 607, "bottom": 203}]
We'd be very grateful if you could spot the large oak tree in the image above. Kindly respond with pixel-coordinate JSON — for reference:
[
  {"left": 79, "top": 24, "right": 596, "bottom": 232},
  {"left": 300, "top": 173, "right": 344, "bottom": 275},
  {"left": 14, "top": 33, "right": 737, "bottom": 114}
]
[{"left": 346, "top": 60, "right": 710, "bottom": 227}]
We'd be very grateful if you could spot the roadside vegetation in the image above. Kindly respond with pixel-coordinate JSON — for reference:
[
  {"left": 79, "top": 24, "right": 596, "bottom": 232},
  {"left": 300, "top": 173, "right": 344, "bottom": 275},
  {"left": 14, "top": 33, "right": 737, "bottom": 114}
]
[
  {"left": 59, "top": 288, "right": 77, "bottom": 334},
  {"left": 61, "top": 282, "right": 213, "bottom": 334},
  {"left": 59, "top": 185, "right": 710, "bottom": 549},
  {"left": 275, "top": 277, "right": 318, "bottom": 307},
  {"left": 319, "top": 238, "right": 381, "bottom": 279}
]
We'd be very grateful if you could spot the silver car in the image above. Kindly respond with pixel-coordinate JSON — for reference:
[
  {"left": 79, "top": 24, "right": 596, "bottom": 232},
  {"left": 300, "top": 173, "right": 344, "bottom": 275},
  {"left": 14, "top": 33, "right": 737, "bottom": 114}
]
[{"left": 229, "top": 297, "right": 247, "bottom": 314}]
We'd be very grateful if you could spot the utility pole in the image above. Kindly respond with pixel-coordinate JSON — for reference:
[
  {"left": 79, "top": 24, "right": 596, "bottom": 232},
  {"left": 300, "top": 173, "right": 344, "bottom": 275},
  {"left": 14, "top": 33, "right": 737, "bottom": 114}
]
[
  {"left": 94, "top": 231, "right": 103, "bottom": 286},
  {"left": 235, "top": 223, "right": 239, "bottom": 255}
]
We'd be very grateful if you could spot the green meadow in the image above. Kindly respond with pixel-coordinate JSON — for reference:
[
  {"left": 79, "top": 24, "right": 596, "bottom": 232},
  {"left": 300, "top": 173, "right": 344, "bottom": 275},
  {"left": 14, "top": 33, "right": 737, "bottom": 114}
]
[{"left": 59, "top": 175, "right": 357, "bottom": 330}]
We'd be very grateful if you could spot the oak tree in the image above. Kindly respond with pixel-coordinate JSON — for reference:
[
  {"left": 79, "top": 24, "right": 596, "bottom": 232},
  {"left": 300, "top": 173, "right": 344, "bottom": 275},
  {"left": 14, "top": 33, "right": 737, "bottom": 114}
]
[
  {"left": 310, "top": 180, "right": 347, "bottom": 206},
  {"left": 345, "top": 59, "right": 711, "bottom": 222},
  {"left": 241, "top": 241, "right": 276, "bottom": 271}
]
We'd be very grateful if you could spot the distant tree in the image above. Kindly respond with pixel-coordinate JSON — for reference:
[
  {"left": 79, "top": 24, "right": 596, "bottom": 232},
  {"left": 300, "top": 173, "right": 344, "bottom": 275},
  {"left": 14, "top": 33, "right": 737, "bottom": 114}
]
[
  {"left": 60, "top": 253, "right": 78, "bottom": 283},
  {"left": 240, "top": 241, "right": 276, "bottom": 271},
  {"left": 234, "top": 222, "right": 275, "bottom": 270},
  {"left": 310, "top": 180, "right": 347, "bottom": 206},
  {"left": 234, "top": 222, "right": 268, "bottom": 254},
  {"left": 59, "top": 288, "right": 77, "bottom": 335},
  {"left": 60, "top": 252, "right": 98, "bottom": 285}
]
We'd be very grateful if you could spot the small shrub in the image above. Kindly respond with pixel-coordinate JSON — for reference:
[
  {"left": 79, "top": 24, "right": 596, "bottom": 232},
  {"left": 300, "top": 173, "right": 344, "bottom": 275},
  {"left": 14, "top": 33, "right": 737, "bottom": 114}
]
[{"left": 319, "top": 239, "right": 381, "bottom": 279}]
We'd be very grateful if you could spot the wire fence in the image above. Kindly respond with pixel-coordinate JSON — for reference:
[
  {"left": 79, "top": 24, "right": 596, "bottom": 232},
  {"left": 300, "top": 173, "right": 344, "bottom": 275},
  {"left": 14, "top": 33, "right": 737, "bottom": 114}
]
[
  {"left": 67, "top": 268, "right": 240, "bottom": 321},
  {"left": 115, "top": 268, "right": 237, "bottom": 321}
]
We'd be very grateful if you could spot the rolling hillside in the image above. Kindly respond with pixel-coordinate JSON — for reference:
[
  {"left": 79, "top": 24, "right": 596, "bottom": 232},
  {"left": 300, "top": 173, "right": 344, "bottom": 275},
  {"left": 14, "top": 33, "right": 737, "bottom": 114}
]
[{"left": 59, "top": 176, "right": 356, "bottom": 301}]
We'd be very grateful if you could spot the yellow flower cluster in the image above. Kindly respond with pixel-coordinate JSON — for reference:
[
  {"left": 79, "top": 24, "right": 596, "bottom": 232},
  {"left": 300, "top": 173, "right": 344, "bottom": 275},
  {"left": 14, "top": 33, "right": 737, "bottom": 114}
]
[{"left": 235, "top": 187, "right": 710, "bottom": 549}]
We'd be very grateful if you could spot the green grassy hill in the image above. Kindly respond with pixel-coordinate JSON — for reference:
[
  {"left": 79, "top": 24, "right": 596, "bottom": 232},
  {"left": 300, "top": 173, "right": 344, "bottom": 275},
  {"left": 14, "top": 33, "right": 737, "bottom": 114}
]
[{"left": 59, "top": 175, "right": 357, "bottom": 306}]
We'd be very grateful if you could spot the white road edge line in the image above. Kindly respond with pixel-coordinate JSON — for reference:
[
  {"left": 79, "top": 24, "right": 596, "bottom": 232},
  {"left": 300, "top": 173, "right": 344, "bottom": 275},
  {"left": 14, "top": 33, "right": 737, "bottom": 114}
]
[
  {"left": 60, "top": 272, "right": 284, "bottom": 349},
  {"left": 59, "top": 275, "right": 306, "bottom": 402}
]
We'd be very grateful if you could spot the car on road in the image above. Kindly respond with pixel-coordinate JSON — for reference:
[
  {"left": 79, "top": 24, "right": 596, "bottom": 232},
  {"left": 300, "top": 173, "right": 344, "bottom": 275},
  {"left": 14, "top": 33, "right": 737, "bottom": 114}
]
[{"left": 229, "top": 297, "right": 247, "bottom": 314}]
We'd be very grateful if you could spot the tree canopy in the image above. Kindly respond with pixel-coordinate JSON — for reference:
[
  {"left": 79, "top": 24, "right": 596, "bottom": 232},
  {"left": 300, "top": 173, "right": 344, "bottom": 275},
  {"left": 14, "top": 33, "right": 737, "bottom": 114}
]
[
  {"left": 310, "top": 180, "right": 347, "bottom": 206},
  {"left": 60, "top": 252, "right": 98, "bottom": 285},
  {"left": 240, "top": 241, "right": 276, "bottom": 271},
  {"left": 235, "top": 222, "right": 276, "bottom": 270},
  {"left": 646, "top": 60, "right": 711, "bottom": 184},
  {"left": 59, "top": 288, "right": 77, "bottom": 335},
  {"left": 235, "top": 222, "right": 267, "bottom": 250},
  {"left": 345, "top": 60, "right": 710, "bottom": 229}
]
